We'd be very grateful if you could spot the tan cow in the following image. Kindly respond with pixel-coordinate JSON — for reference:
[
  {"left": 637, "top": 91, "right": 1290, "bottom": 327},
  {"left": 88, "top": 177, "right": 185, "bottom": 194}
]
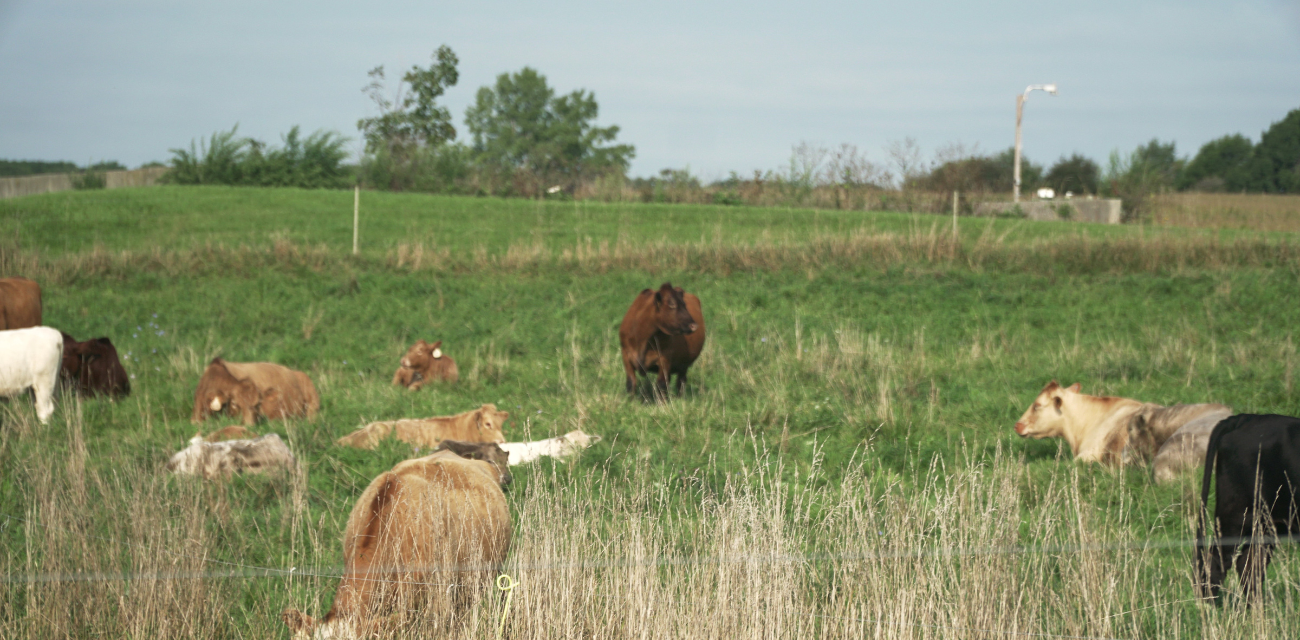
[
  {"left": 336, "top": 404, "right": 509, "bottom": 450},
  {"left": 191, "top": 358, "right": 320, "bottom": 426},
  {"left": 0, "top": 277, "right": 42, "bottom": 330},
  {"left": 281, "top": 448, "right": 512, "bottom": 639},
  {"left": 1014, "top": 381, "right": 1228, "bottom": 467},
  {"left": 392, "top": 339, "right": 459, "bottom": 389}
]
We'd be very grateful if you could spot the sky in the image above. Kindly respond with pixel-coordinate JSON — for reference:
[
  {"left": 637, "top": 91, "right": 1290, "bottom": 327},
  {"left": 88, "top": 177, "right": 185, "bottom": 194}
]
[{"left": 1, "top": 0, "right": 1298, "bottom": 180}]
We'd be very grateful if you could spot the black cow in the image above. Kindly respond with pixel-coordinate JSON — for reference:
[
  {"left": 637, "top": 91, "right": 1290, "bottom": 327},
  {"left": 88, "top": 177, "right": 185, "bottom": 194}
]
[{"left": 1197, "top": 413, "right": 1300, "bottom": 603}]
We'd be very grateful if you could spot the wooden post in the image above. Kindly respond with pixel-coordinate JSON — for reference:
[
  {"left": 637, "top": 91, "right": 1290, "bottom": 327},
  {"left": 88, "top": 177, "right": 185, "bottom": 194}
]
[
  {"left": 952, "top": 190, "right": 959, "bottom": 241},
  {"left": 352, "top": 186, "right": 359, "bottom": 255}
]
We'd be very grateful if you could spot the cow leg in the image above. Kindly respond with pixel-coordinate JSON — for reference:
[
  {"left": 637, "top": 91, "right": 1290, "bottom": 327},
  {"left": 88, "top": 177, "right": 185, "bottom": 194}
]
[
  {"left": 33, "top": 373, "right": 57, "bottom": 424},
  {"left": 654, "top": 358, "right": 671, "bottom": 400},
  {"left": 674, "top": 368, "right": 688, "bottom": 395},
  {"left": 1235, "top": 542, "right": 1274, "bottom": 605},
  {"left": 623, "top": 358, "right": 638, "bottom": 395}
]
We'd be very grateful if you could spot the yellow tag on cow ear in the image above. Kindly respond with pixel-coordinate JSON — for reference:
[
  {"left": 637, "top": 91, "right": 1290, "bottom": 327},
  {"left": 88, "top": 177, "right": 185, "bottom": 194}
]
[{"left": 432, "top": 348, "right": 442, "bottom": 359}]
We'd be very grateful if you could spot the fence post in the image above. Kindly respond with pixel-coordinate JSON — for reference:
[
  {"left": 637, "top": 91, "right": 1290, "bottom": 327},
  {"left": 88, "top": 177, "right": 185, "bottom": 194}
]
[
  {"left": 352, "top": 186, "right": 359, "bottom": 255},
  {"left": 952, "top": 191, "right": 959, "bottom": 241}
]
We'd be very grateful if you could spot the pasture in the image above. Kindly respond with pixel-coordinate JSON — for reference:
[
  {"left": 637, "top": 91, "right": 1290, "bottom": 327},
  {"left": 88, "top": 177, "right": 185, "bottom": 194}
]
[{"left": 3, "top": 186, "right": 1300, "bottom": 638}]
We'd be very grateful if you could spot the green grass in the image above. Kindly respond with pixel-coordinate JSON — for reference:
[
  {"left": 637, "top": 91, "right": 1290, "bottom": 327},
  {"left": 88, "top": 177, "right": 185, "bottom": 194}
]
[{"left": 4, "top": 186, "right": 1300, "bottom": 638}]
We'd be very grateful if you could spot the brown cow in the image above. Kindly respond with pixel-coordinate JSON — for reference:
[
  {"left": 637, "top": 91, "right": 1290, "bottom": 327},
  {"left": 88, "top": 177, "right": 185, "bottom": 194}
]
[
  {"left": 60, "top": 332, "right": 130, "bottom": 398},
  {"left": 392, "top": 339, "right": 458, "bottom": 389},
  {"left": 0, "top": 277, "right": 41, "bottom": 330},
  {"left": 191, "top": 358, "right": 320, "bottom": 426},
  {"left": 336, "top": 404, "right": 509, "bottom": 450},
  {"left": 619, "top": 282, "right": 705, "bottom": 396},
  {"left": 281, "top": 449, "right": 512, "bottom": 639}
]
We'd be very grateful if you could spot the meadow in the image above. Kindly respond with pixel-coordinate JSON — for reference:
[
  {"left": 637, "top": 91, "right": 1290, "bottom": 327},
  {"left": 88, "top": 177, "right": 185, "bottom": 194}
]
[{"left": 3, "top": 187, "right": 1300, "bottom": 638}]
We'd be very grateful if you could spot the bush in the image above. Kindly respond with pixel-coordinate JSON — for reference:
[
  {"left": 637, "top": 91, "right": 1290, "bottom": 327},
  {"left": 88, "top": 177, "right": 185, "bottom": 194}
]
[{"left": 162, "top": 125, "right": 352, "bottom": 189}]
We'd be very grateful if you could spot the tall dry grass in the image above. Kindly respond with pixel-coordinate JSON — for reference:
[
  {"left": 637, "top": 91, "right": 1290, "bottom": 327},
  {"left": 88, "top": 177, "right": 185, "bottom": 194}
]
[{"left": 1150, "top": 193, "right": 1300, "bottom": 232}]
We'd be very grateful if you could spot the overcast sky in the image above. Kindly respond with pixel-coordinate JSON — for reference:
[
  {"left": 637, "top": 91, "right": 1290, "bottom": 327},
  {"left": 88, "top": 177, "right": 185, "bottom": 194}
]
[{"left": 1, "top": 0, "right": 1297, "bottom": 180}]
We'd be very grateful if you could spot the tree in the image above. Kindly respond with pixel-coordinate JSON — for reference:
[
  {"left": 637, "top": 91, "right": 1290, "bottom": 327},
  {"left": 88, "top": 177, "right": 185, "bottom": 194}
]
[
  {"left": 357, "top": 45, "right": 460, "bottom": 189},
  {"left": 1044, "top": 154, "right": 1100, "bottom": 195},
  {"left": 1179, "top": 134, "right": 1253, "bottom": 191},
  {"left": 465, "top": 67, "right": 634, "bottom": 196},
  {"left": 1101, "top": 139, "right": 1183, "bottom": 221},
  {"left": 1244, "top": 108, "right": 1300, "bottom": 193}
]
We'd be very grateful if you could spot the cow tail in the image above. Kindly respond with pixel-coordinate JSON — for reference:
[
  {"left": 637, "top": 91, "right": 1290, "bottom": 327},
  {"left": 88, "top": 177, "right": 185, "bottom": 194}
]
[{"left": 1199, "top": 415, "right": 1243, "bottom": 546}]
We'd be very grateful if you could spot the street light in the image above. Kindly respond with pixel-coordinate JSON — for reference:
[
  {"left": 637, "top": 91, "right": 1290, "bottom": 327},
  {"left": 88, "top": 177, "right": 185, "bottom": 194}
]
[{"left": 1013, "top": 83, "right": 1058, "bottom": 203}]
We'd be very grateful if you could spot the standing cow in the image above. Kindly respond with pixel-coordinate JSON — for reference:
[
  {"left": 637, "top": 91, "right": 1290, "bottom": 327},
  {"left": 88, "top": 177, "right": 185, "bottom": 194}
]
[
  {"left": 282, "top": 447, "right": 512, "bottom": 638},
  {"left": 619, "top": 282, "right": 705, "bottom": 397},
  {"left": 1196, "top": 413, "right": 1300, "bottom": 603},
  {"left": 0, "top": 277, "right": 42, "bottom": 330},
  {"left": 0, "top": 326, "right": 63, "bottom": 424},
  {"left": 60, "top": 332, "right": 131, "bottom": 398}
]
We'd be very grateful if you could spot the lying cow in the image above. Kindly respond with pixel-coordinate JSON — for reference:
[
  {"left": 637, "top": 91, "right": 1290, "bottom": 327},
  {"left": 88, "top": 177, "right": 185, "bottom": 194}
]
[
  {"left": 0, "top": 326, "right": 62, "bottom": 424},
  {"left": 282, "top": 446, "right": 512, "bottom": 638},
  {"left": 1196, "top": 413, "right": 1300, "bottom": 603},
  {"left": 60, "top": 332, "right": 130, "bottom": 398},
  {"left": 191, "top": 358, "right": 320, "bottom": 426},
  {"left": 336, "top": 404, "right": 509, "bottom": 450},
  {"left": 498, "top": 430, "right": 601, "bottom": 466},
  {"left": 0, "top": 277, "right": 42, "bottom": 330},
  {"left": 619, "top": 282, "right": 705, "bottom": 396},
  {"left": 1123, "top": 403, "right": 1233, "bottom": 483},
  {"left": 392, "top": 339, "right": 458, "bottom": 389},
  {"left": 166, "top": 432, "right": 297, "bottom": 479},
  {"left": 1013, "top": 381, "right": 1225, "bottom": 466}
]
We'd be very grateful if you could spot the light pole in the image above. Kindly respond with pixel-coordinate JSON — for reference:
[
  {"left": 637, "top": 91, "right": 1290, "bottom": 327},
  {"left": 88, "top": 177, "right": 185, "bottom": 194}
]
[{"left": 1013, "top": 83, "right": 1057, "bottom": 203}]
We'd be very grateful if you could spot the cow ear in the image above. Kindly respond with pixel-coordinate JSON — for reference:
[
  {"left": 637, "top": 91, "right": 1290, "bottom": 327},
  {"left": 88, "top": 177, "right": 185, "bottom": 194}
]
[
  {"left": 473, "top": 410, "right": 484, "bottom": 429},
  {"left": 96, "top": 337, "right": 113, "bottom": 347},
  {"left": 675, "top": 286, "right": 684, "bottom": 295},
  {"left": 431, "top": 340, "right": 442, "bottom": 350},
  {"left": 1053, "top": 396, "right": 1063, "bottom": 412},
  {"left": 653, "top": 290, "right": 663, "bottom": 306},
  {"left": 1066, "top": 383, "right": 1081, "bottom": 393}
]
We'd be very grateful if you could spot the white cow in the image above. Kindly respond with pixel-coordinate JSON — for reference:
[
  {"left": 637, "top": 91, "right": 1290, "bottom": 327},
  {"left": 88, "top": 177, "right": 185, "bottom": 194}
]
[
  {"left": 498, "top": 430, "right": 601, "bottom": 466},
  {"left": 0, "top": 326, "right": 63, "bottom": 424},
  {"left": 166, "top": 433, "right": 297, "bottom": 479}
]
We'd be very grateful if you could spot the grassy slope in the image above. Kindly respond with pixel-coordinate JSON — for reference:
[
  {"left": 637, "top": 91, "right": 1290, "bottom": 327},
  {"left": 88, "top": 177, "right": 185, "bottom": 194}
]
[{"left": 3, "top": 186, "right": 1300, "bottom": 637}]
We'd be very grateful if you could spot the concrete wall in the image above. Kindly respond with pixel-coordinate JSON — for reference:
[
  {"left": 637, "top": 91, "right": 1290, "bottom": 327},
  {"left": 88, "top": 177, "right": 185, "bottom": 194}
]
[
  {"left": 974, "top": 199, "right": 1123, "bottom": 224},
  {"left": 0, "top": 166, "right": 169, "bottom": 199}
]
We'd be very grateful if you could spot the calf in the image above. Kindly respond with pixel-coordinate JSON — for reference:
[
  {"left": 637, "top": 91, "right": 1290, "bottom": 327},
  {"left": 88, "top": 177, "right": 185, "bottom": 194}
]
[
  {"left": 619, "top": 282, "right": 705, "bottom": 396},
  {"left": 0, "top": 326, "right": 62, "bottom": 424},
  {"left": 191, "top": 359, "right": 319, "bottom": 425},
  {"left": 0, "top": 277, "right": 41, "bottom": 330},
  {"left": 166, "top": 433, "right": 297, "bottom": 479},
  {"left": 392, "top": 339, "right": 458, "bottom": 389},
  {"left": 498, "top": 430, "right": 602, "bottom": 466},
  {"left": 1196, "top": 413, "right": 1300, "bottom": 603},
  {"left": 336, "top": 404, "right": 510, "bottom": 450},
  {"left": 282, "top": 449, "right": 512, "bottom": 639},
  {"left": 60, "top": 332, "right": 131, "bottom": 398}
]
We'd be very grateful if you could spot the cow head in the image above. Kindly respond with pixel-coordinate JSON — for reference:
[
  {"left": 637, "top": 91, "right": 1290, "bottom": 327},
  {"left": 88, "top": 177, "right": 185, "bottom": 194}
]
[
  {"left": 166, "top": 436, "right": 207, "bottom": 475},
  {"left": 60, "top": 333, "right": 131, "bottom": 397},
  {"left": 194, "top": 358, "right": 261, "bottom": 423},
  {"left": 400, "top": 339, "right": 444, "bottom": 370},
  {"left": 1013, "top": 381, "right": 1081, "bottom": 438},
  {"left": 652, "top": 282, "right": 697, "bottom": 336},
  {"left": 434, "top": 440, "right": 513, "bottom": 488},
  {"left": 473, "top": 404, "right": 510, "bottom": 443}
]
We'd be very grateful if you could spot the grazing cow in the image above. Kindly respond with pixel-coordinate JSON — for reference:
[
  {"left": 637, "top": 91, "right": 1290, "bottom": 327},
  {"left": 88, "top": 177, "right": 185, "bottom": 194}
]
[
  {"left": 191, "top": 358, "right": 319, "bottom": 426},
  {"left": 0, "top": 277, "right": 41, "bottom": 330},
  {"left": 619, "top": 282, "right": 705, "bottom": 396},
  {"left": 281, "top": 448, "right": 512, "bottom": 639},
  {"left": 392, "top": 339, "right": 458, "bottom": 389},
  {"left": 60, "top": 332, "right": 131, "bottom": 398},
  {"left": 0, "top": 326, "right": 62, "bottom": 424},
  {"left": 1196, "top": 414, "right": 1300, "bottom": 603},
  {"left": 336, "top": 404, "right": 509, "bottom": 450},
  {"left": 498, "top": 430, "right": 602, "bottom": 466},
  {"left": 1013, "top": 381, "right": 1226, "bottom": 466},
  {"left": 1120, "top": 404, "right": 1232, "bottom": 483},
  {"left": 166, "top": 433, "right": 297, "bottom": 479}
]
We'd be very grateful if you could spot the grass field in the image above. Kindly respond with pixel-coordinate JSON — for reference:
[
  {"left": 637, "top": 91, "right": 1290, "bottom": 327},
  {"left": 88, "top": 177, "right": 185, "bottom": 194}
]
[{"left": 4, "top": 187, "right": 1300, "bottom": 638}]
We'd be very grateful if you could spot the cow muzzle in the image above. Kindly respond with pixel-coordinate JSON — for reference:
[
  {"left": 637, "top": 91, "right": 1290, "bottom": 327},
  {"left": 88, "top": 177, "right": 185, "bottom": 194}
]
[{"left": 1014, "top": 422, "right": 1027, "bottom": 436}]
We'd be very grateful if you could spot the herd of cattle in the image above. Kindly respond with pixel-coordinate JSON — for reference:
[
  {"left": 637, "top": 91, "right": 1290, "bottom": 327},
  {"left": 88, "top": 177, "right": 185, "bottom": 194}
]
[{"left": 3, "top": 272, "right": 1300, "bottom": 630}]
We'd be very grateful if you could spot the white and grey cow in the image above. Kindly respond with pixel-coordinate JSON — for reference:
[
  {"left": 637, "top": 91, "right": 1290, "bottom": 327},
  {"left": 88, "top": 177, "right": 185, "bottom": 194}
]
[
  {"left": 167, "top": 433, "right": 297, "bottom": 479},
  {"left": 498, "top": 430, "right": 601, "bottom": 466}
]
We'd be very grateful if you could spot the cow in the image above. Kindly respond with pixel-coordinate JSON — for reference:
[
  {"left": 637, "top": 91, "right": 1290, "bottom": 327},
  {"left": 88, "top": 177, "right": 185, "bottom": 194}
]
[
  {"left": 0, "top": 326, "right": 62, "bottom": 424},
  {"left": 392, "top": 339, "right": 458, "bottom": 389},
  {"left": 0, "top": 277, "right": 41, "bottom": 330},
  {"left": 166, "top": 432, "right": 297, "bottom": 479},
  {"left": 336, "top": 404, "right": 509, "bottom": 450},
  {"left": 1013, "top": 381, "right": 1225, "bottom": 466},
  {"left": 1120, "top": 403, "right": 1232, "bottom": 483},
  {"left": 619, "top": 282, "right": 705, "bottom": 397},
  {"left": 191, "top": 358, "right": 320, "bottom": 426},
  {"left": 1196, "top": 414, "right": 1300, "bottom": 603},
  {"left": 430, "top": 440, "right": 513, "bottom": 487},
  {"left": 281, "top": 448, "right": 512, "bottom": 639},
  {"left": 59, "top": 332, "right": 130, "bottom": 398},
  {"left": 498, "top": 430, "right": 602, "bottom": 466}
]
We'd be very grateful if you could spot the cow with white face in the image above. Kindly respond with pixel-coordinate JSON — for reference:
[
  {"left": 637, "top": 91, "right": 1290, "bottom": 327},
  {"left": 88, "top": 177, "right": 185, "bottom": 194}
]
[{"left": 1013, "top": 381, "right": 1145, "bottom": 465}]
